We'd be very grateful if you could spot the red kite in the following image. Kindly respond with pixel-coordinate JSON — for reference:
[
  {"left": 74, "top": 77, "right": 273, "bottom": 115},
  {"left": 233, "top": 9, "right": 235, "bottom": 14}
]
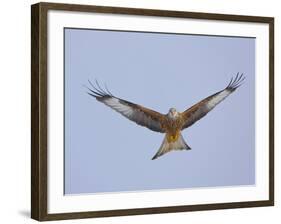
[{"left": 87, "top": 73, "right": 245, "bottom": 160}]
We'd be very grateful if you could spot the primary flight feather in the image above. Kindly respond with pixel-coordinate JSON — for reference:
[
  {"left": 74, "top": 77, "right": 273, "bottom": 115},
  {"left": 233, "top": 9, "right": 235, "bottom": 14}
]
[{"left": 87, "top": 73, "right": 245, "bottom": 160}]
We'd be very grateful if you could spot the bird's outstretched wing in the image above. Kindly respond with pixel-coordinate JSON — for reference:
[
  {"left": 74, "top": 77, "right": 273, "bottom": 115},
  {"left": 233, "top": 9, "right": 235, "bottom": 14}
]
[
  {"left": 181, "top": 73, "right": 245, "bottom": 130},
  {"left": 87, "top": 81, "right": 166, "bottom": 133}
]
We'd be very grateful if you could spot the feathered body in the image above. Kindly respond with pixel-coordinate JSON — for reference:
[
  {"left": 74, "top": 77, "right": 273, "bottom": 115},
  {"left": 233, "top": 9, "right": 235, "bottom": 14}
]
[
  {"left": 163, "top": 113, "right": 183, "bottom": 142},
  {"left": 87, "top": 73, "right": 245, "bottom": 160}
]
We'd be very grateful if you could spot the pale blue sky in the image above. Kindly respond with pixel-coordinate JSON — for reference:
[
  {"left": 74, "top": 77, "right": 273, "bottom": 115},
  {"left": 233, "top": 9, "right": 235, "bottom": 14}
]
[{"left": 64, "top": 28, "right": 255, "bottom": 194}]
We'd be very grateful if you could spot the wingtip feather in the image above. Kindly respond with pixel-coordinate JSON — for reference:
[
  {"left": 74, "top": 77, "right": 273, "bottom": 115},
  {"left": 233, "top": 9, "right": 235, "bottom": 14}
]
[
  {"left": 86, "top": 79, "right": 114, "bottom": 98},
  {"left": 227, "top": 72, "right": 245, "bottom": 90}
]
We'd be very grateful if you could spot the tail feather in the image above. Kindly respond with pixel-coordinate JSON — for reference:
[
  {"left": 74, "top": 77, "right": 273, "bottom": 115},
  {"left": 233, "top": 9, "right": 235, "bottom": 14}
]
[{"left": 152, "top": 133, "right": 191, "bottom": 160}]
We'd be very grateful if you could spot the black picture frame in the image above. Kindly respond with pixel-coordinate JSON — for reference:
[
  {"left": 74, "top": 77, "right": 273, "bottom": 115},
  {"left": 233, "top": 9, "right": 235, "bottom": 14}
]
[{"left": 31, "top": 2, "right": 274, "bottom": 221}]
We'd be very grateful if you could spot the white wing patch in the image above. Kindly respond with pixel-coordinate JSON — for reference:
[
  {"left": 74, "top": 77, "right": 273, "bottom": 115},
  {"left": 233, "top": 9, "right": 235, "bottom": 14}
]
[
  {"left": 103, "top": 98, "right": 134, "bottom": 117},
  {"left": 101, "top": 97, "right": 164, "bottom": 132},
  {"left": 206, "top": 89, "right": 231, "bottom": 110}
]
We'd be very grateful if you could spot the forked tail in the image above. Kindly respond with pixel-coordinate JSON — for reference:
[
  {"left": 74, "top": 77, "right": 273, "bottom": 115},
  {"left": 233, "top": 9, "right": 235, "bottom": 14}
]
[{"left": 151, "top": 133, "right": 191, "bottom": 160}]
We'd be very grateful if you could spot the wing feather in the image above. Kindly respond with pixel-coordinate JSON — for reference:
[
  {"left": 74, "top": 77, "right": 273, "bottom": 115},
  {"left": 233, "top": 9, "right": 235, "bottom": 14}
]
[
  {"left": 87, "top": 81, "right": 166, "bottom": 133},
  {"left": 181, "top": 73, "right": 245, "bottom": 130}
]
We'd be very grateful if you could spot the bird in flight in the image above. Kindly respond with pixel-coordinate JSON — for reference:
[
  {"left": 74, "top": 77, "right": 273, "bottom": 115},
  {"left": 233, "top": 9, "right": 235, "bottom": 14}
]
[{"left": 87, "top": 73, "right": 245, "bottom": 160}]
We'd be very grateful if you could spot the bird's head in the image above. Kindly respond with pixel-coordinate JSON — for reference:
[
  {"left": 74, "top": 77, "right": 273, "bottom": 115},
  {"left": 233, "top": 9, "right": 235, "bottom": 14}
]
[{"left": 168, "top": 108, "right": 179, "bottom": 119}]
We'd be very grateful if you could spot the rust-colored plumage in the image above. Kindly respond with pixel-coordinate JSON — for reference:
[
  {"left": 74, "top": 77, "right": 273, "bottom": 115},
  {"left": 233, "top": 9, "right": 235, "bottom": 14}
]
[{"left": 87, "top": 73, "right": 245, "bottom": 160}]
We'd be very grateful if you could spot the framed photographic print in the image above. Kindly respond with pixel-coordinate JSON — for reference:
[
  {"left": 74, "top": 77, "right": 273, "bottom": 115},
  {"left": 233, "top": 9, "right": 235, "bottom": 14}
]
[{"left": 31, "top": 2, "right": 274, "bottom": 221}]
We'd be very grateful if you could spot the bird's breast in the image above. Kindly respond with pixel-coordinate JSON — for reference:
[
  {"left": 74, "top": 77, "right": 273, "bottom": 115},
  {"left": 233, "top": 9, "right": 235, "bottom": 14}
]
[
  {"left": 163, "top": 117, "right": 182, "bottom": 136},
  {"left": 166, "top": 117, "right": 182, "bottom": 128}
]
